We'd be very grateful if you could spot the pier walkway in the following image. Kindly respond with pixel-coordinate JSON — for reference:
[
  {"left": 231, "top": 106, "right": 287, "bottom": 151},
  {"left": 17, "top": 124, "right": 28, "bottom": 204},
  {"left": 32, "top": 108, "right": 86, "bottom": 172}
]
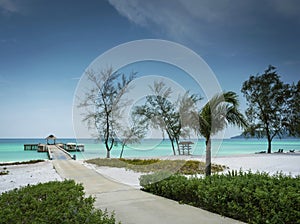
[
  {"left": 52, "top": 160, "right": 243, "bottom": 224},
  {"left": 47, "top": 145, "right": 73, "bottom": 160}
]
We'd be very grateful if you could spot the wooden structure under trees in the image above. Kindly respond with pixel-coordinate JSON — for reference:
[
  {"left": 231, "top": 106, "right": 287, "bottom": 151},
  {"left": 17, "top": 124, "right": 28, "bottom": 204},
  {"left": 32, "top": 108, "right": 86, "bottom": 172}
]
[{"left": 178, "top": 141, "right": 194, "bottom": 155}]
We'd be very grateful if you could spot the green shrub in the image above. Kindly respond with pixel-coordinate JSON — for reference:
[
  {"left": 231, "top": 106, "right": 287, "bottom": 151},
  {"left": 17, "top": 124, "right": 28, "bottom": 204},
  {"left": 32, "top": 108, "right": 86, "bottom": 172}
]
[
  {"left": 140, "top": 172, "right": 199, "bottom": 204},
  {"left": 0, "top": 170, "right": 9, "bottom": 175},
  {"left": 0, "top": 180, "right": 118, "bottom": 224},
  {"left": 140, "top": 171, "right": 300, "bottom": 224}
]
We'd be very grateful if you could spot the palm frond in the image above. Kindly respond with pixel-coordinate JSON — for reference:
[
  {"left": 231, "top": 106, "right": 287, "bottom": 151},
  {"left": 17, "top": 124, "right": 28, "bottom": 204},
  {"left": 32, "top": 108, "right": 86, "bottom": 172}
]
[{"left": 195, "top": 91, "right": 247, "bottom": 138}]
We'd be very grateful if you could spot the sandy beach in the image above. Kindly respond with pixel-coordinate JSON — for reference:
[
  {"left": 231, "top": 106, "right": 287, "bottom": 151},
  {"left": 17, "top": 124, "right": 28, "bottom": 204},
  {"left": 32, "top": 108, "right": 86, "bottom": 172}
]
[
  {"left": 0, "top": 161, "right": 62, "bottom": 194},
  {"left": 1, "top": 154, "right": 299, "bottom": 193},
  {"left": 212, "top": 153, "right": 300, "bottom": 176}
]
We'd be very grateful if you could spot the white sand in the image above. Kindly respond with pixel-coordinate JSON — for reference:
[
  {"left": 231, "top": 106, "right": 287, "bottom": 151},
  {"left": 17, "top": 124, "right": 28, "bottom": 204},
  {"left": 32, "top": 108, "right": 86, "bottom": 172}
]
[
  {"left": 84, "top": 154, "right": 300, "bottom": 188},
  {"left": 1, "top": 154, "right": 299, "bottom": 193},
  {"left": 0, "top": 161, "right": 62, "bottom": 194},
  {"left": 212, "top": 154, "right": 300, "bottom": 176},
  {"left": 84, "top": 162, "right": 142, "bottom": 189}
]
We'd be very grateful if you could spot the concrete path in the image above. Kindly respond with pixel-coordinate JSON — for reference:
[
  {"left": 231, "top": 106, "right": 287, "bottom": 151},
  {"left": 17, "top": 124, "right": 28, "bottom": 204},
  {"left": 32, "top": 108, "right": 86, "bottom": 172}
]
[
  {"left": 52, "top": 160, "right": 244, "bottom": 224},
  {"left": 48, "top": 145, "right": 73, "bottom": 160}
]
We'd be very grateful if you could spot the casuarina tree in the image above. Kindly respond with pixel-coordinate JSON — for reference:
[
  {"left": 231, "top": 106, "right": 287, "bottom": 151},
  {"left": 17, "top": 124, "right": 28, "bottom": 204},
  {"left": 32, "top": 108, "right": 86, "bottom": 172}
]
[
  {"left": 241, "top": 65, "right": 294, "bottom": 153},
  {"left": 78, "top": 67, "right": 136, "bottom": 158},
  {"left": 133, "top": 81, "right": 199, "bottom": 155},
  {"left": 288, "top": 80, "right": 300, "bottom": 137}
]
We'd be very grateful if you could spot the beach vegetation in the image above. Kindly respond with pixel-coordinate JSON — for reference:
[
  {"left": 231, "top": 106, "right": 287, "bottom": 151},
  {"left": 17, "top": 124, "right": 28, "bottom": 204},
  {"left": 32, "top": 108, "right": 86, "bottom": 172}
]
[
  {"left": 86, "top": 158, "right": 226, "bottom": 174},
  {"left": 288, "top": 80, "right": 300, "bottom": 137},
  {"left": 0, "top": 170, "right": 9, "bottom": 175},
  {"left": 140, "top": 171, "right": 300, "bottom": 224},
  {"left": 190, "top": 91, "right": 247, "bottom": 176},
  {"left": 241, "top": 65, "right": 296, "bottom": 153},
  {"left": 78, "top": 67, "right": 136, "bottom": 158},
  {"left": 0, "top": 159, "right": 44, "bottom": 166},
  {"left": 133, "top": 81, "right": 200, "bottom": 155},
  {"left": 117, "top": 116, "right": 147, "bottom": 158},
  {"left": 0, "top": 180, "right": 119, "bottom": 224}
]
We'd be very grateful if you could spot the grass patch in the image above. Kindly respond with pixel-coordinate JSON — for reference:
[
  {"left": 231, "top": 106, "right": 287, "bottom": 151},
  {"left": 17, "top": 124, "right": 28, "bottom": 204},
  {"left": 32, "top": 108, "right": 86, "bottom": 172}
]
[
  {"left": 0, "top": 159, "right": 45, "bottom": 166},
  {"left": 0, "top": 180, "right": 119, "bottom": 224},
  {"left": 0, "top": 170, "right": 9, "bottom": 175},
  {"left": 140, "top": 171, "right": 300, "bottom": 224},
  {"left": 86, "top": 158, "right": 226, "bottom": 175}
]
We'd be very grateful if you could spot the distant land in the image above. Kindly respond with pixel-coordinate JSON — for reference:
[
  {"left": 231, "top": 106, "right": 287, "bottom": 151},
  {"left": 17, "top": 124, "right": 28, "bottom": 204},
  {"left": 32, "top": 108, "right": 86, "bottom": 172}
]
[{"left": 231, "top": 133, "right": 300, "bottom": 139}]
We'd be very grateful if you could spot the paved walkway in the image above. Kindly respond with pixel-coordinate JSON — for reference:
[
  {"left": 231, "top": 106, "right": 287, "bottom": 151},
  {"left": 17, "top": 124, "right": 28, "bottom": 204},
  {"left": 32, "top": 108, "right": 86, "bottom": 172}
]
[
  {"left": 48, "top": 145, "right": 72, "bottom": 160},
  {"left": 52, "top": 160, "right": 244, "bottom": 224}
]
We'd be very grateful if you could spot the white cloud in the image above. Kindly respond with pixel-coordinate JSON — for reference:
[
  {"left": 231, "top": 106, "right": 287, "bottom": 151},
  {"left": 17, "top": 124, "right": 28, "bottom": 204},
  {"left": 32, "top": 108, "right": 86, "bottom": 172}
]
[
  {"left": 0, "top": 0, "right": 30, "bottom": 16},
  {"left": 108, "top": 0, "right": 148, "bottom": 26},
  {"left": 71, "top": 77, "right": 81, "bottom": 81},
  {"left": 107, "top": 0, "right": 257, "bottom": 45},
  {"left": 283, "top": 60, "right": 300, "bottom": 65},
  {"left": 0, "top": 0, "right": 19, "bottom": 13},
  {"left": 108, "top": 0, "right": 300, "bottom": 44},
  {"left": 108, "top": 0, "right": 201, "bottom": 43},
  {"left": 269, "top": 0, "right": 300, "bottom": 20}
]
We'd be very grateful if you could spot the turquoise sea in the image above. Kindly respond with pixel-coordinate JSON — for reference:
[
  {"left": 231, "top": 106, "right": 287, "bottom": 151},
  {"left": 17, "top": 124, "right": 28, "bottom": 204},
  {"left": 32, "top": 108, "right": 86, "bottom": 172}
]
[{"left": 0, "top": 138, "right": 299, "bottom": 163}]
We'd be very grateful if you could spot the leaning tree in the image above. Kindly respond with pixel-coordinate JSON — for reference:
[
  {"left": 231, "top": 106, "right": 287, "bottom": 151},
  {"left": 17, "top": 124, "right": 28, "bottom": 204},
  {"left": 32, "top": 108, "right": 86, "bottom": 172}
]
[
  {"left": 78, "top": 67, "right": 136, "bottom": 158},
  {"left": 241, "top": 65, "right": 292, "bottom": 153},
  {"left": 118, "top": 115, "right": 147, "bottom": 158}
]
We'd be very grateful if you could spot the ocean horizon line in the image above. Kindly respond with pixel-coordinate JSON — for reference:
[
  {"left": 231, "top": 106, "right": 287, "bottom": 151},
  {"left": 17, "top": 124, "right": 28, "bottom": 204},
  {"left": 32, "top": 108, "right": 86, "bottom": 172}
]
[{"left": 0, "top": 137, "right": 299, "bottom": 141}]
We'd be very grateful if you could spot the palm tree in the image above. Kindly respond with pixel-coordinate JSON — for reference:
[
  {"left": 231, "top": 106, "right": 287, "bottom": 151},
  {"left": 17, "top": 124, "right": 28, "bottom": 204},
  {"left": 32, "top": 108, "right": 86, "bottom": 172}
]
[{"left": 192, "top": 91, "right": 247, "bottom": 176}]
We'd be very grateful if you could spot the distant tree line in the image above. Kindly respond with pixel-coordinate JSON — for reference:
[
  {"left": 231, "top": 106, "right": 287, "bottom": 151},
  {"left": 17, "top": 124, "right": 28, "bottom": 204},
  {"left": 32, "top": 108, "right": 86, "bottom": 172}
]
[{"left": 79, "top": 65, "right": 299, "bottom": 176}]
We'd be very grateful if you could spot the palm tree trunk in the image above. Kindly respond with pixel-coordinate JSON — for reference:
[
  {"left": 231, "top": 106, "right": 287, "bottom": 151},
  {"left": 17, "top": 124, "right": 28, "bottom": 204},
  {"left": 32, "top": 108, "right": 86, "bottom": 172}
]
[{"left": 205, "top": 137, "right": 212, "bottom": 176}]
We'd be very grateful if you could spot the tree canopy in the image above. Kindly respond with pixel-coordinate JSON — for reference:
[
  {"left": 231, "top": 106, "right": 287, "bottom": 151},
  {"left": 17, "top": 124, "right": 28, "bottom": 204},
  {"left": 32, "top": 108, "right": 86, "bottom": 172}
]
[
  {"left": 133, "top": 81, "right": 200, "bottom": 155},
  {"left": 288, "top": 80, "right": 300, "bottom": 137},
  {"left": 79, "top": 67, "right": 136, "bottom": 158},
  {"left": 191, "top": 91, "right": 247, "bottom": 176},
  {"left": 241, "top": 65, "right": 293, "bottom": 153}
]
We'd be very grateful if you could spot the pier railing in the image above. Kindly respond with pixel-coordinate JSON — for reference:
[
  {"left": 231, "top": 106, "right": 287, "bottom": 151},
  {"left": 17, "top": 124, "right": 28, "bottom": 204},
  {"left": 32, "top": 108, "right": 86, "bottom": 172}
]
[{"left": 24, "top": 143, "right": 76, "bottom": 160}]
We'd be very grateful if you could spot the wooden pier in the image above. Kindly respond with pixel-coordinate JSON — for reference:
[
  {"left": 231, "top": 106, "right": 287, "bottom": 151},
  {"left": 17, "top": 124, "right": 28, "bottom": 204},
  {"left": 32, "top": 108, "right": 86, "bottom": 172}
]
[
  {"left": 24, "top": 144, "right": 39, "bottom": 150},
  {"left": 23, "top": 135, "right": 84, "bottom": 160},
  {"left": 47, "top": 145, "right": 74, "bottom": 160},
  {"left": 59, "top": 143, "right": 85, "bottom": 152}
]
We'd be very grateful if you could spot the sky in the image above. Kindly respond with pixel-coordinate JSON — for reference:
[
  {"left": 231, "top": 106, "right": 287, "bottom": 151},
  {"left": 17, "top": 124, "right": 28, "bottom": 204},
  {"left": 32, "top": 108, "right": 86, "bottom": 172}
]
[{"left": 0, "top": 0, "right": 299, "bottom": 138}]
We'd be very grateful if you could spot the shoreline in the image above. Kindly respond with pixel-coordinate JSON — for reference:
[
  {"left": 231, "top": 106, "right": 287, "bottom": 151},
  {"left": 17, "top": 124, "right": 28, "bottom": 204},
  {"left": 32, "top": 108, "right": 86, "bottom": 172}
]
[
  {"left": 1, "top": 138, "right": 299, "bottom": 163},
  {"left": 1, "top": 151, "right": 299, "bottom": 165}
]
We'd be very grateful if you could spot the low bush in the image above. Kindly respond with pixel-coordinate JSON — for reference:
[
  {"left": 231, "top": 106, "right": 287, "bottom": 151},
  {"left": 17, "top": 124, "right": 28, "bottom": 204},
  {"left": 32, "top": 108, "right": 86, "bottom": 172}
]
[
  {"left": 0, "top": 159, "right": 45, "bottom": 166},
  {"left": 0, "top": 170, "right": 9, "bottom": 175},
  {"left": 0, "top": 180, "right": 119, "bottom": 224},
  {"left": 140, "top": 171, "right": 300, "bottom": 224},
  {"left": 86, "top": 158, "right": 226, "bottom": 175}
]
